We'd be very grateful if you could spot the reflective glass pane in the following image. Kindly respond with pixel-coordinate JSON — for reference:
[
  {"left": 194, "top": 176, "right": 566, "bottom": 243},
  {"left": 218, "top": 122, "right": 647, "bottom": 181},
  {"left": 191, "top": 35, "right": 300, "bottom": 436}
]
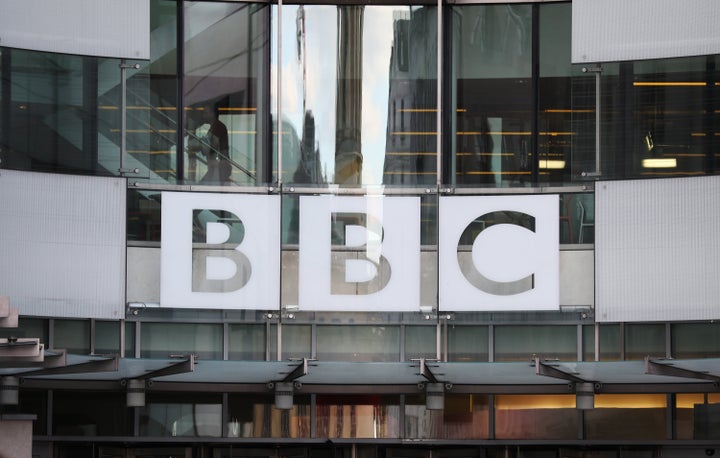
[
  {"left": 447, "top": 326, "right": 489, "bottom": 362},
  {"left": 405, "top": 325, "right": 437, "bottom": 360},
  {"left": 494, "top": 325, "right": 576, "bottom": 362},
  {"left": 275, "top": 5, "right": 438, "bottom": 187},
  {"left": 184, "top": 2, "right": 270, "bottom": 186},
  {"left": 141, "top": 393, "right": 222, "bottom": 437},
  {"left": 54, "top": 319, "right": 90, "bottom": 354},
  {"left": 672, "top": 322, "right": 720, "bottom": 358},
  {"left": 585, "top": 394, "right": 667, "bottom": 440},
  {"left": 450, "top": 5, "right": 533, "bottom": 187},
  {"left": 125, "top": 321, "right": 136, "bottom": 358},
  {"left": 317, "top": 325, "right": 399, "bottom": 361},
  {"left": 0, "top": 318, "right": 47, "bottom": 346},
  {"left": 228, "top": 324, "right": 267, "bottom": 361},
  {"left": 494, "top": 395, "right": 578, "bottom": 440},
  {"left": 2, "top": 48, "right": 123, "bottom": 175},
  {"left": 54, "top": 391, "right": 130, "bottom": 436},
  {"left": 141, "top": 322, "right": 222, "bottom": 359},
  {"left": 405, "top": 394, "right": 489, "bottom": 439},
  {"left": 676, "top": 393, "right": 720, "bottom": 440},
  {"left": 227, "top": 394, "right": 310, "bottom": 438},
  {"left": 94, "top": 321, "right": 120, "bottom": 355},
  {"left": 597, "top": 324, "right": 621, "bottom": 361},
  {"left": 625, "top": 323, "right": 665, "bottom": 360},
  {"left": 316, "top": 395, "right": 400, "bottom": 438}
]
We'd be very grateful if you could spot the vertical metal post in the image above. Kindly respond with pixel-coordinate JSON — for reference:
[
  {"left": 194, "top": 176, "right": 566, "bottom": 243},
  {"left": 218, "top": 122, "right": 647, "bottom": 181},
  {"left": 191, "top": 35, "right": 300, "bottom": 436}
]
[
  {"left": 435, "top": 0, "right": 442, "bottom": 188},
  {"left": 276, "top": 0, "right": 283, "bottom": 187},
  {"left": 119, "top": 60, "right": 140, "bottom": 175}
]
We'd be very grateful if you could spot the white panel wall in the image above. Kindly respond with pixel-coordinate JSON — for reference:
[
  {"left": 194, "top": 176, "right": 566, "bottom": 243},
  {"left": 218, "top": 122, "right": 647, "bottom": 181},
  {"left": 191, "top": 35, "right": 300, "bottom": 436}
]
[
  {"left": 0, "top": 0, "right": 149, "bottom": 60},
  {"left": 572, "top": 0, "right": 720, "bottom": 63},
  {"left": 596, "top": 176, "right": 720, "bottom": 322},
  {"left": 0, "top": 170, "right": 126, "bottom": 319}
]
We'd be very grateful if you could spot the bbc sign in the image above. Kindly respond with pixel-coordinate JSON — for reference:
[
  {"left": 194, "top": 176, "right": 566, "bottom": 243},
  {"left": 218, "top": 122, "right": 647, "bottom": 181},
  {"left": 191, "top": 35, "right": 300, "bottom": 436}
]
[{"left": 160, "top": 192, "right": 558, "bottom": 312}]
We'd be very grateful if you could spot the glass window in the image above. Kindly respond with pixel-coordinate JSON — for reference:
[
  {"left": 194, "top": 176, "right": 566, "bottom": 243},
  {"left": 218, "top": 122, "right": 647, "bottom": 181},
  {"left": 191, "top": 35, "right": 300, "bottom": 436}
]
[
  {"left": 494, "top": 395, "right": 578, "bottom": 440},
  {"left": 447, "top": 326, "right": 489, "bottom": 362},
  {"left": 184, "top": 2, "right": 270, "bottom": 186},
  {"left": 676, "top": 393, "right": 720, "bottom": 440},
  {"left": 94, "top": 321, "right": 120, "bottom": 355},
  {"left": 140, "top": 393, "right": 222, "bottom": 437},
  {"left": 1, "top": 48, "right": 123, "bottom": 176},
  {"left": 316, "top": 395, "right": 400, "bottom": 438},
  {"left": 54, "top": 391, "right": 130, "bottom": 436},
  {"left": 227, "top": 393, "right": 310, "bottom": 438},
  {"left": 316, "top": 325, "right": 400, "bottom": 362},
  {"left": 0, "top": 318, "right": 47, "bottom": 346},
  {"left": 54, "top": 319, "right": 90, "bottom": 354},
  {"left": 584, "top": 324, "right": 623, "bottom": 361},
  {"left": 625, "top": 323, "right": 665, "bottom": 360},
  {"left": 585, "top": 394, "right": 667, "bottom": 440},
  {"left": 450, "top": 4, "right": 533, "bottom": 188},
  {"left": 281, "top": 324, "right": 312, "bottom": 360},
  {"left": 672, "top": 322, "right": 720, "bottom": 358},
  {"left": 275, "top": 5, "right": 438, "bottom": 187},
  {"left": 494, "top": 325, "right": 576, "bottom": 362},
  {"left": 19, "top": 390, "right": 48, "bottom": 436},
  {"left": 405, "top": 394, "right": 490, "bottom": 439},
  {"left": 538, "top": 3, "right": 582, "bottom": 186},
  {"left": 140, "top": 322, "right": 222, "bottom": 359},
  {"left": 228, "top": 324, "right": 267, "bottom": 361},
  {"left": 405, "top": 325, "right": 437, "bottom": 360},
  {"left": 125, "top": 321, "right": 136, "bottom": 358}
]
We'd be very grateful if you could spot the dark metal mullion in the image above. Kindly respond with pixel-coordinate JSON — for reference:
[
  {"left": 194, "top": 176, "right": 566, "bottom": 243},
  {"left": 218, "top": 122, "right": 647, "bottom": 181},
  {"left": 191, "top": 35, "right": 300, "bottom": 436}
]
[
  {"left": 530, "top": 4, "right": 540, "bottom": 184},
  {"left": 176, "top": 0, "right": 185, "bottom": 183},
  {"left": 1, "top": 48, "right": 10, "bottom": 162}
]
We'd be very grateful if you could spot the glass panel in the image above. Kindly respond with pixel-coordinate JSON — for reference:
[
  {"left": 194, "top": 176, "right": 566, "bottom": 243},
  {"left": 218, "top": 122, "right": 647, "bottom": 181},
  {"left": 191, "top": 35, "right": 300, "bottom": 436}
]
[
  {"left": 582, "top": 324, "right": 594, "bottom": 361},
  {"left": 94, "top": 321, "right": 120, "bottom": 355},
  {"left": 494, "top": 325, "right": 576, "bottom": 362},
  {"left": 405, "top": 394, "right": 489, "bottom": 439},
  {"left": 184, "top": 2, "right": 269, "bottom": 186},
  {"left": 316, "top": 395, "right": 400, "bottom": 438},
  {"left": 625, "top": 323, "right": 665, "bottom": 360},
  {"left": 559, "top": 192, "right": 594, "bottom": 244},
  {"left": 447, "top": 326, "right": 489, "bottom": 362},
  {"left": 405, "top": 325, "right": 437, "bottom": 360},
  {"left": 0, "top": 318, "right": 47, "bottom": 346},
  {"left": 227, "top": 394, "right": 310, "bottom": 438},
  {"left": 281, "top": 324, "right": 312, "bottom": 360},
  {"left": 585, "top": 394, "right": 667, "bottom": 440},
  {"left": 19, "top": 390, "right": 48, "bottom": 436},
  {"left": 228, "top": 324, "right": 266, "bottom": 361},
  {"left": 494, "top": 395, "right": 578, "bottom": 440},
  {"left": 538, "top": 3, "right": 581, "bottom": 186},
  {"left": 597, "top": 324, "right": 621, "bottom": 361},
  {"left": 54, "top": 391, "right": 130, "bottom": 436},
  {"left": 451, "top": 5, "right": 533, "bottom": 188},
  {"left": 140, "top": 322, "right": 222, "bottom": 359},
  {"left": 677, "top": 393, "right": 720, "bottom": 440},
  {"left": 125, "top": 321, "right": 136, "bottom": 358},
  {"left": 54, "top": 319, "right": 90, "bottom": 354},
  {"left": 2, "top": 48, "right": 123, "bottom": 175},
  {"left": 316, "top": 325, "right": 399, "bottom": 362},
  {"left": 274, "top": 5, "right": 438, "bottom": 187},
  {"left": 140, "top": 393, "right": 222, "bottom": 437},
  {"left": 127, "top": 188, "right": 162, "bottom": 242},
  {"left": 672, "top": 322, "right": 720, "bottom": 358}
]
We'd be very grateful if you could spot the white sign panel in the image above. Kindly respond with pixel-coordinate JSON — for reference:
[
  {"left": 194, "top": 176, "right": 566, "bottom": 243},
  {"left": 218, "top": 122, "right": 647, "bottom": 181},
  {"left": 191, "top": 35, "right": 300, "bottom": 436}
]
[
  {"left": 161, "top": 192, "right": 280, "bottom": 309},
  {"left": 0, "top": 0, "right": 150, "bottom": 60},
  {"left": 298, "top": 195, "right": 421, "bottom": 312},
  {"left": 572, "top": 0, "right": 720, "bottom": 63},
  {"left": 439, "top": 195, "right": 559, "bottom": 312}
]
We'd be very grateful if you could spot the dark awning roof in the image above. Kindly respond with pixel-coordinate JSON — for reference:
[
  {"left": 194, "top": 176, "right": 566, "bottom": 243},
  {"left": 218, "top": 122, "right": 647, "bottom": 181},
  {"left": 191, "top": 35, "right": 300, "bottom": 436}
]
[{"left": 7, "top": 356, "right": 720, "bottom": 394}]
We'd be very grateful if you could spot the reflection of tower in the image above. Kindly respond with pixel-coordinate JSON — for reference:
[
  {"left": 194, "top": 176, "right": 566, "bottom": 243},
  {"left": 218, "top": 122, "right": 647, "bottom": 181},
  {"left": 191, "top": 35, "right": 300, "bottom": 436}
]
[
  {"left": 295, "top": 6, "right": 323, "bottom": 184},
  {"left": 335, "top": 6, "right": 365, "bottom": 185},
  {"left": 383, "top": 8, "right": 437, "bottom": 186}
]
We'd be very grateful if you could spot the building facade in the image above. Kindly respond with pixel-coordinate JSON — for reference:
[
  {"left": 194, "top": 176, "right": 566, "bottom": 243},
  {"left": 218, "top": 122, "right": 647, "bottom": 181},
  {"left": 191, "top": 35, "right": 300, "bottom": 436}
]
[{"left": 2, "top": 0, "right": 720, "bottom": 457}]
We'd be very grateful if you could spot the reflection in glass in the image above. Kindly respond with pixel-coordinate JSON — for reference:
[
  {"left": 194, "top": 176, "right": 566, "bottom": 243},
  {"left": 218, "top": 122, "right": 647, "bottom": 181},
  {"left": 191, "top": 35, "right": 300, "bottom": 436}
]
[
  {"left": 494, "top": 394, "right": 577, "bottom": 440},
  {"left": 141, "top": 394, "right": 222, "bottom": 437},
  {"left": 184, "top": 2, "right": 269, "bottom": 186},
  {"left": 316, "top": 325, "right": 400, "bottom": 361},
  {"left": 451, "top": 5, "right": 532, "bottom": 187},
  {"left": 316, "top": 395, "right": 400, "bottom": 438},
  {"left": 585, "top": 394, "right": 667, "bottom": 440},
  {"left": 405, "top": 394, "right": 489, "bottom": 439},
  {"left": 494, "top": 325, "right": 576, "bottom": 362},
  {"left": 140, "top": 322, "right": 223, "bottom": 359},
  {"left": 275, "top": 5, "right": 437, "bottom": 186},
  {"left": 227, "top": 394, "right": 310, "bottom": 438}
]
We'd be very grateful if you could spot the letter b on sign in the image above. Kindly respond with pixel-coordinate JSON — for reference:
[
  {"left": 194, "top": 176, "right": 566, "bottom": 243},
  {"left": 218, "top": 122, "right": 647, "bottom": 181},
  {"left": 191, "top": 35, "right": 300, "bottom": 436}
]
[{"left": 161, "top": 192, "right": 280, "bottom": 309}]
